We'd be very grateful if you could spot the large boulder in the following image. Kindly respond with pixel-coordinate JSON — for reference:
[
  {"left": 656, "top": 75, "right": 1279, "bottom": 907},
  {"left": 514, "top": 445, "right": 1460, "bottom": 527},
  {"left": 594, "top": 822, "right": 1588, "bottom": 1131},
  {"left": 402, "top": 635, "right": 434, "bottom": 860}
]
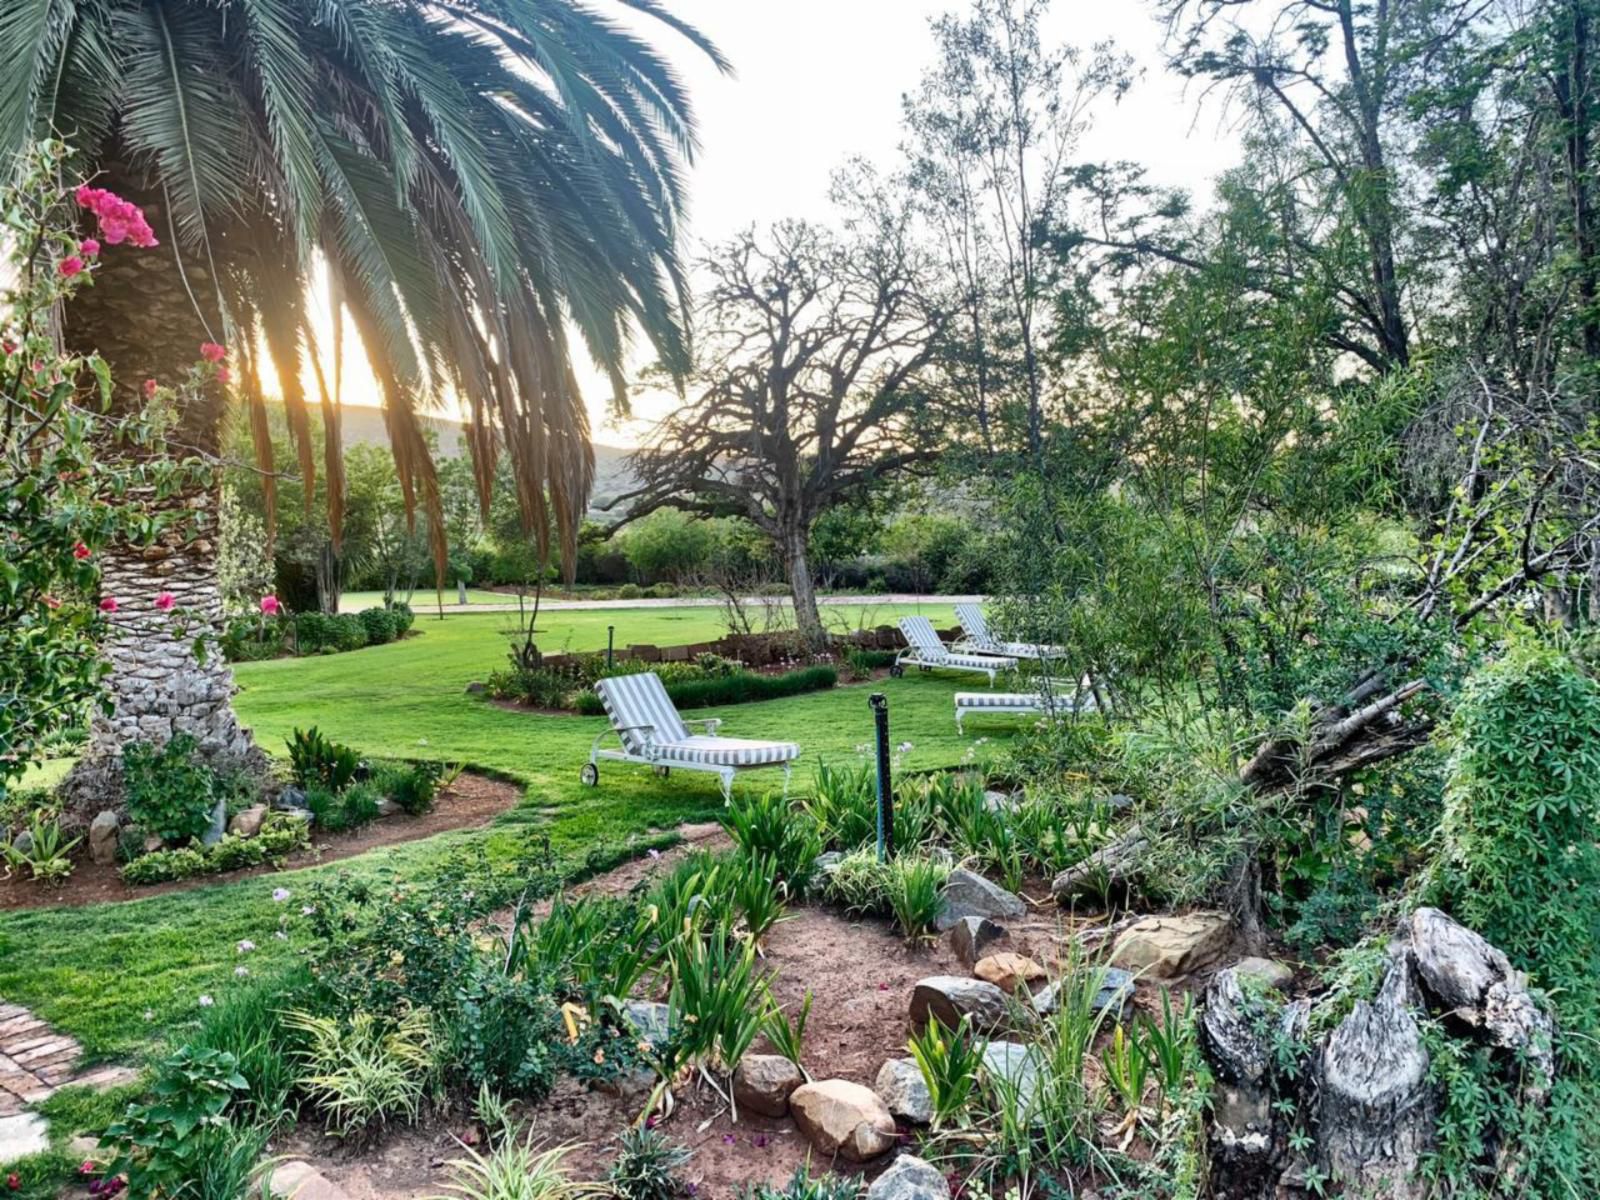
[
  {"left": 974, "top": 952, "right": 1045, "bottom": 994},
  {"left": 733, "top": 1054, "right": 805, "bottom": 1118},
  {"left": 981, "top": 1041, "right": 1044, "bottom": 1112},
  {"left": 866, "top": 1154, "right": 950, "bottom": 1200},
  {"left": 1231, "top": 956, "right": 1294, "bottom": 991},
  {"left": 875, "top": 1057, "right": 933, "bottom": 1125},
  {"left": 909, "top": 976, "right": 1012, "bottom": 1032},
  {"left": 88, "top": 810, "right": 120, "bottom": 866},
  {"left": 947, "top": 915, "right": 1007, "bottom": 968},
  {"left": 1033, "top": 966, "right": 1134, "bottom": 1021},
  {"left": 789, "top": 1079, "right": 898, "bottom": 1162},
  {"left": 934, "top": 869, "right": 1026, "bottom": 932},
  {"left": 228, "top": 805, "right": 267, "bottom": 839},
  {"left": 1110, "top": 912, "right": 1233, "bottom": 978}
]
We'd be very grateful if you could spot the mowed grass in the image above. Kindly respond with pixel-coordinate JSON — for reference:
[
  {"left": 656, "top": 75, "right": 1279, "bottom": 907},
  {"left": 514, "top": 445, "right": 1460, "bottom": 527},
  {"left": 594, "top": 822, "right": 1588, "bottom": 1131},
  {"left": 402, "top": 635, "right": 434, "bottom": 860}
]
[{"left": 0, "top": 602, "right": 1033, "bottom": 1060}]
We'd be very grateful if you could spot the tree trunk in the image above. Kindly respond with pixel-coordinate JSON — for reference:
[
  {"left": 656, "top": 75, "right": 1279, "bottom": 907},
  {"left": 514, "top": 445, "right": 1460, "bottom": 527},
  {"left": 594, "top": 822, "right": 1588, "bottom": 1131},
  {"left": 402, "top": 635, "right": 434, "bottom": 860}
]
[
  {"left": 781, "top": 528, "right": 825, "bottom": 651},
  {"left": 58, "top": 158, "right": 260, "bottom": 810}
]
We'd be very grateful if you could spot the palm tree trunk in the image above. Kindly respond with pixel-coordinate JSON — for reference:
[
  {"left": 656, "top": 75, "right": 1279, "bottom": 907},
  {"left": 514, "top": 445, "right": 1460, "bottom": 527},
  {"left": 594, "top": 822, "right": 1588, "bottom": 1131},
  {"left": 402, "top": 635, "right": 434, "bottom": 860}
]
[{"left": 58, "top": 161, "right": 261, "bottom": 809}]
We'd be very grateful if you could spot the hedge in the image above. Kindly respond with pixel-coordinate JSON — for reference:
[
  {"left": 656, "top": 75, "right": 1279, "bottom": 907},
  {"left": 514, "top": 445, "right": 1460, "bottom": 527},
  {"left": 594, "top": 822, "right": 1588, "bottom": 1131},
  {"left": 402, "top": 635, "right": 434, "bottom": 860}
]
[{"left": 572, "top": 665, "right": 838, "bottom": 715}]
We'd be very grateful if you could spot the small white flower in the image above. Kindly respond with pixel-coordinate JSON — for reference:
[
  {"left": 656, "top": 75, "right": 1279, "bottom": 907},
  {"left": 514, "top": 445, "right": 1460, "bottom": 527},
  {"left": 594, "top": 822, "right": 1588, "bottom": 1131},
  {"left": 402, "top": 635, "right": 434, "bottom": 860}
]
[
  {"left": 271, "top": 887, "right": 291, "bottom": 903},
  {"left": 897, "top": 741, "right": 914, "bottom": 753},
  {"left": 234, "top": 966, "right": 250, "bottom": 978},
  {"left": 143, "top": 1009, "right": 155, "bottom": 1022},
  {"left": 647, "top": 848, "right": 662, "bottom": 860},
  {"left": 301, "top": 905, "right": 316, "bottom": 916},
  {"left": 274, "top": 930, "right": 288, "bottom": 941},
  {"left": 416, "top": 737, "right": 429, "bottom": 746},
  {"left": 198, "top": 994, "right": 214, "bottom": 1008},
  {"left": 236, "top": 939, "right": 256, "bottom": 954}
]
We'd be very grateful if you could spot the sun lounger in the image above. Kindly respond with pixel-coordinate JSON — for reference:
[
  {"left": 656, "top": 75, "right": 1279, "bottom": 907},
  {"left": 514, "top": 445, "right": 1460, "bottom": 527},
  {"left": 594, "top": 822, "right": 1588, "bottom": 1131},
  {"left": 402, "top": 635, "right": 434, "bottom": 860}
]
[
  {"left": 954, "top": 689, "right": 1098, "bottom": 732},
  {"left": 953, "top": 603, "right": 1067, "bottom": 660},
  {"left": 892, "top": 616, "right": 1015, "bottom": 685}
]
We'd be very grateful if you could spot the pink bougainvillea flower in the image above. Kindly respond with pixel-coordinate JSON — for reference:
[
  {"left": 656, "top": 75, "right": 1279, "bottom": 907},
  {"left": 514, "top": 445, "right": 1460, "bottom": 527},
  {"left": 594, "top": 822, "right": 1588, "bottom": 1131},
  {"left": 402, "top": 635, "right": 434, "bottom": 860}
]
[
  {"left": 154, "top": 592, "right": 176, "bottom": 612},
  {"left": 200, "top": 341, "right": 227, "bottom": 362},
  {"left": 75, "top": 186, "right": 159, "bottom": 248},
  {"left": 58, "top": 256, "right": 84, "bottom": 277},
  {"left": 78, "top": 1161, "right": 96, "bottom": 1176},
  {"left": 99, "top": 596, "right": 118, "bottom": 613},
  {"left": 42, "top": 595, "right": 61, "bottom": 609},
  {"left": 75, "top": 184, "right": 95, "bottom": 208},
  {"left": 2, "top": 339, "right": 16, "bottom": 356},
  {"left": 73, "top": 541, "right": 91, "bottom": 560},
  {"left": 80, "top": 238, "right": 101, "bottom": 257},
  {"left": 215, "top": 366, "right": 231, "bottom": 385},
  {"left": 143, "top": 378, "right": 158, "bottom": 398},
  {"left": 260, "top": 594, "right": 281, "bottom": 615}
]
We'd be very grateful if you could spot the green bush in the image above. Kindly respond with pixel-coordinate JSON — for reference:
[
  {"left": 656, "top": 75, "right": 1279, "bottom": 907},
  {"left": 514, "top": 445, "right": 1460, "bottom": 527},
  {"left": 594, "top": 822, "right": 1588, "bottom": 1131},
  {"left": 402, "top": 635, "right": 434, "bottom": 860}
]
[
  {"left": 379, "top": 761, "right": 445, "bottom": 815},
  {"left": 329, "top": 613, "right": 369, "bottom": 653},
  {"left": 723, "top": 791, "right": 822, "bottom": 896},
  {"left": 357, "top": 606, "right": 400, "bottom": 645},
  {"left": 288, "top": 727, "right": 360, "bottom": 792},
  {"left": 291, "top": 610, "right": 334, "bottom": 653},
  {"left": 121, "top": 734, "right": 217, "bottom": 843},
  {"left": 119, "top": 815, "right": 309, "bottom": 885},
  {"left": 306, "top": 782, "right": 380, "bottom": 833},
  {"left": 617, "top": 582, "right": 643, "bottom": 600},
  {"left": 389, "top": 601, "right": 416, "bottom": 633},
  {"left": 571, "top": 665, "right": 837, "bottom": 715},
  {"left": 484, "top": 666, "right": 574, "bottom": 708},
  {"left": 220, "top": 615, "right": 284, "bottom": 662}
]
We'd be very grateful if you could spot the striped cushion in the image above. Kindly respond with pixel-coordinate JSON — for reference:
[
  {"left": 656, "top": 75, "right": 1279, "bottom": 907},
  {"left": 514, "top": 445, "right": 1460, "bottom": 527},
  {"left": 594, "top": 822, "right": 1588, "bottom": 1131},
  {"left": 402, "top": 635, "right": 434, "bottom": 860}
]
[
  {"left": 595, "top": 673, "right": 690, "bottom": 756},
  {"left": 654, "top": 736, "right": 801, "bottom": 768},
  {"left": 899, "top": 615, "right": 949, "bottom": 657},
  {"left": 940, "top": 651, "right": 1015, "bottom": 671},
  {"left": 998, "top": 640, "right": 1068, "bottom": 659},
  {"left": 955, "top": 692, "right": 1047, "bottom": 710},
  {"left": 955, "top": 604, "right": 999, "bottom": 651}
]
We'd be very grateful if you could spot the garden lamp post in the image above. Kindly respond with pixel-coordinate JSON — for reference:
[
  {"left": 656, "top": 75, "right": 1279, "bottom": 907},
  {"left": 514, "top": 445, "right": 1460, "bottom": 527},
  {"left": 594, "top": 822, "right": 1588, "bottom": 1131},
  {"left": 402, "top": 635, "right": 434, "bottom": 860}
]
[{"left": 870, "top": 692, "right": 894, "bottom": 861}]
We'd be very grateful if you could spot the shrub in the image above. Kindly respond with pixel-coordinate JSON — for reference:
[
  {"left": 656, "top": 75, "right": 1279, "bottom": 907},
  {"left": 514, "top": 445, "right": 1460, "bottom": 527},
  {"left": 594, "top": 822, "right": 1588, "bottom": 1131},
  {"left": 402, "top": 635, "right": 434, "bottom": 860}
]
[
  {"left": 103, "top": 1046, "right": 250, "bottom": 1198},
  {"left": 189, "top": 967, "right": 307, "bottom": 1124},
  {"left": 437, "top": 1138, "right": 600, "bottom": 1200},
  {"left": 283, "top": 1008, "right": 435, "bottom": 1142},
  {"left": 358, "top": 606, "right": 400, "bottom": 645},
  {"left": 736, "top": 1166, "right": 860, "bottom": 1200},
  {"left": 609, "top": 1125, "right": 691, "bottom": 1200},
  {"left": 617, "top": 582, "right": 643, "bottom": 600},
  {"left": 485, "top": 667, "right": 574, "bottom": 708},
  {"left": 292, "top": 611, "right": 334, "bottom": 653},
  {"left": 723, "top": 792, "right": 822, "bottom": 895},
  {"left": 120, "top": 845, "right": 207, "bottom": 884},
  {"left": 373, "top": 760, "right": 446, "bottom": 816},
  {"left": 907, "top": 1013, "right": 987, "bottom": 1127},
  {"left": 118, "top": 815, "right": 309, "bottom": 884},
  {"left": 288, "top": 727, "right": 359, "bottom": 792},
  {"left": 886, "top": 856, "right": 951, "bottom": 942},
  {"left": 668, "top": 923, "right": 767, "bottom": 1078},
  {"left": 2, "top": 812, "right": 80, "bottom": 884},
  {"left": 306, "top": 783, "right": 379, "bottom": 833},
  {"left": 122, "top": 734, "right": 217, "bottom": 843},
  {"left": 819, "top": 849, "right": 892, "bottom": 916},
  {"left": 329, "top": 613, "right": 369, "bottom": 653},
  {"left": 570, "top": 664, "right": 839, "bottom": 714},
  {"left": 389, "top": 601, "right": 416, "bottom": 633},
  {"left": 804, "top": 761, "right": 879, "bottom": 851},
  {"left": 220, "top": 615, "right": 284, "bottom": 662}
]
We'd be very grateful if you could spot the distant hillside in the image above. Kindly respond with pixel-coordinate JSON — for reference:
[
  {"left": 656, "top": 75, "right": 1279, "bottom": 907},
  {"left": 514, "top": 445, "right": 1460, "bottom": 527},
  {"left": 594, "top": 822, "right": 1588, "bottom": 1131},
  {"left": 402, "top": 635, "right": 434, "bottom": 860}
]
[{"left": 332, "top": 405, "right": 637, "bottom": 519}]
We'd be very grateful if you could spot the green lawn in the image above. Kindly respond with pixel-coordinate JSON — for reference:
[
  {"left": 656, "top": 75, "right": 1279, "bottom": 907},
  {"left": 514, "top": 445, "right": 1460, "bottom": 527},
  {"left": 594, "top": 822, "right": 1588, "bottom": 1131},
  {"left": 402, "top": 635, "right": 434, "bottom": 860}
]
[{"left": 0, "top": 602, "right": 1027, "bottom": 1060}]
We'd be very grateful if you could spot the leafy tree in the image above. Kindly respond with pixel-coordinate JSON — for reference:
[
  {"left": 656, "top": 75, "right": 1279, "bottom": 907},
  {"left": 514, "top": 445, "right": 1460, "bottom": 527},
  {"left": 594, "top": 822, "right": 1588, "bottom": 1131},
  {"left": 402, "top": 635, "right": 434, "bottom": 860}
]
[
  {"left": 4, "top": 0, "right": 724, "bottom": 784},
  {"left": 620, "top": 509, "right": 714, "bottom": 584}
]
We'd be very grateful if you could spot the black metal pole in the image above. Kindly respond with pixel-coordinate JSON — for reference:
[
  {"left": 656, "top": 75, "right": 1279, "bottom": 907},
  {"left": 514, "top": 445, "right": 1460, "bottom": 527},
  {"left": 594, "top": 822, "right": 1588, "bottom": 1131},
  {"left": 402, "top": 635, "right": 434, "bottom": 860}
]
[
  {"left": 607, "top": 625, "right": 615, "bottom": 669},
  {"left": 870, "top": 692, "right": 893, "bottom": 861}
]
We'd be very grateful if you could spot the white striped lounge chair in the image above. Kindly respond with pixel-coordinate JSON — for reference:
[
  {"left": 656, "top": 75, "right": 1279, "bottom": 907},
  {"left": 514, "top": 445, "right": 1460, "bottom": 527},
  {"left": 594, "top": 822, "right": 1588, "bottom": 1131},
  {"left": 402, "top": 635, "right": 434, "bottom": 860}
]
[
  {"left": 954, "top": 688, "right": 1097, "bottom": 732},
  {"left": 954, "top": 603, "right": 1067, "bottom": 661},
  {"left": 892, "top": 615, "right": 1015, "bottom": 685},
  {"left": 582, "top": 672, "right": 800, "bottom": 801}
]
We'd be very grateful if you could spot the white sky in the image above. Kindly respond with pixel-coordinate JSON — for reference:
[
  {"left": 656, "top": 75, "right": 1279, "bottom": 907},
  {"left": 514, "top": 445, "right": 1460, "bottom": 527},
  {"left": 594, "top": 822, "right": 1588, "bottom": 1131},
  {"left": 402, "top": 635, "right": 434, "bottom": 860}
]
[{"left": 576, "top": 0, "right": 1243, "bottom": 444}]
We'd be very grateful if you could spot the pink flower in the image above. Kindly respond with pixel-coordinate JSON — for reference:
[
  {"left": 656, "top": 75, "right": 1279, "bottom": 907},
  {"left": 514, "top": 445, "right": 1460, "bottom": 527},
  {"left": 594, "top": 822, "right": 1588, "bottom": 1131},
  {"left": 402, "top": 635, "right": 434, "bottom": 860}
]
[
  {"left": 143, "top": 378, "right": 158, "bottom": 398},
  {"left": 80, "top": 238, "right": 101, "bottom": 257},
  {"left": 215, "top": 366, "right": 231, "bottom": 385},
  {"left": 260, "top": 594, "right": 281, "bottom": 616},
  {"left": 42, "top": 595, "right": 60, "bottom": 610},
  {"left": 58, "top": 256, "right": 84, "bottom": 278},
  {"left": 99, "top": 596, "right": 118, "bottom": 613},
  {"left": 73, "top": 542, "right": 91, "bottom": 560},
  {"left": 154, "top": 592, "right": 176, "bottom": 612},
  {"left": 75, "top": 184, "right": 96, "bottom": 208},
  {"left": 200, "top": 342, "right": 227, "bottom": 363},
  {"left": 75, "top": 186, "right": 159, "bottom": 248},
  {"left": 2, "top": 340, "right": 16, "bottom": 356}
]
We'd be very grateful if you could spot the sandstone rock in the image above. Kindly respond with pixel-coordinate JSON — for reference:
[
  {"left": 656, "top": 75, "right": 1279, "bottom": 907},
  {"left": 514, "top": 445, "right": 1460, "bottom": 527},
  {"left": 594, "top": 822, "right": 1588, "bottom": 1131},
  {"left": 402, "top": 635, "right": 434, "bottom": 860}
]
[
  {"left": 948, "top": 915, "right": 1007, "bottom": 968},
  {"left": 1032, "top": 966, "right": 1134, "bottom": 1021},
  {"left": 267, "top": 1160, "right": 350, "bottom": 1200},
  {"left": 1110, "top": 913, "right": 1233, "bottom": 979},
  {"left": 1232, "top": 956, "right": 1294, "bottom": 991},
  {"left": 934, "top": 868, "right": 1026, "bottom": 932},
  {"left": 875, "top": 1057, "right": 933, "bottom": 1125},
  {"left": 143, "top": 834, "right": 165, "bottom": 854},
  {"left": 867, "top": 1154, "right": 950, "bottom": 1200},
  {"left": 733, "top": 1054, "right": 805, "bottom": 1118},
  {"left": 228, "top": 805, "right": 267, "bottom": 838},
  {"left": 89, "top": 810, "right": 121, "bottom": 865},
  {"left": 974, "top": 952, "right": 1045, "bottom": 994},
  {"left": 789, "top": 1079, "right": 897, "bottom": 1162},
  {"left": 910, "top": 975, "right": 1012, "bottom": 1032}
]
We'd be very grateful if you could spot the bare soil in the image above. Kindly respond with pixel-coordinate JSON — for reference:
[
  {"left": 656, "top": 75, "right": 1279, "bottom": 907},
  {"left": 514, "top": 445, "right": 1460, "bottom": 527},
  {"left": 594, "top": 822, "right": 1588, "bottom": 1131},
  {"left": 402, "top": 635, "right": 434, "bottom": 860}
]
[
  {"left": 283, "top": 826, "right": 1151, "bottom": 1200},
  {"left": 0, "top": 772, "right": 521, "bottom": 911}
]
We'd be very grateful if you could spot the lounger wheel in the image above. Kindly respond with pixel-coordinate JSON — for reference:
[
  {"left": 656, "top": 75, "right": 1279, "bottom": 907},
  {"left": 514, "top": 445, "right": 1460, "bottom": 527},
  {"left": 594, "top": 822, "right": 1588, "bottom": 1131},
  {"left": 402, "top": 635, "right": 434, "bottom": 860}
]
[
  {"left": 653, "top": 766, "right": 670, "bottom": 778},
  {"left": 889, "top": 664, "right": 904, "bottom": 678},
  {"left": 579, "top": 763, "right": 599, "bottom": 787}
]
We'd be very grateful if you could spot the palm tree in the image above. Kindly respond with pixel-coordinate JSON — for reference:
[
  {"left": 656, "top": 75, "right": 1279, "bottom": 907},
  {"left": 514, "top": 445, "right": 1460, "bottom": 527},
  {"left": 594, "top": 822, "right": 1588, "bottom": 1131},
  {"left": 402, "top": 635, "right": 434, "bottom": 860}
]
[{"left": 2, "top": 0, "right": 725, "bottom": 796}]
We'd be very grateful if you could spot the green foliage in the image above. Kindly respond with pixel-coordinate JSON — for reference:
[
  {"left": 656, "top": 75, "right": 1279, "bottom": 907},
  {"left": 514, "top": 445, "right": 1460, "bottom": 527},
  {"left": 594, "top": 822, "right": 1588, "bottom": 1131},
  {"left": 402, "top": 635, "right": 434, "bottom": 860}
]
[
  {"left": 436, "top": 1138, "right": 600, "bottom": 1200},
  {"left": 885, "top": 855, "right": 951, "bottom": 942},
  {"left": 908, "top": 1013, "right": 988, "bottom": 1127},
  {"left": 735, "top": 1166, "right": 860, "bottom": 1200},
  {"left": 122, "top": 734, "right": 217, "bottom": 844},
  {"left": 374, "top": 760, "right": 448, "bottom": 816},
  {"left": 734, "top": 857, "right": 789, "bottom": 941},
  {"left": 608, "top": 1125, "right": 691, "bottom": 1200},
  {"left": 103, "top": 1046, "right": 250, "bottom": 1200},
  {"left": 1099, "top": 1024, "right": 1150, "bottom": 1117},
  {"left": 667, "top": 922, "right": 768, "bottom": 1076},
  {"left": 621, "top": 508, "right": 716, "bottom": 583},
  {"left": 292, "top": 611, "right": 371, "bottom": 655},
  {"left": 804, "top": 761, "right": 879, "bottom": 850},
  {"left": 819, "top": 848, "right": 893, "bottom": 916},
  {"left": 119, "top": 814, "right": 309, "bottom": 884},
  {"left": 283, "top": 1007, "right": 435, "bottom": 1142},
  {"left": 723, "top": 791, "right": 822, "bottom": 896},
  {"left": 358, "top": 606, "right": 404, "bottom": 645},
  {"left": 311, "top": 781, "right": 381, "bottom": 833},
  {"left": 516, "top": 895, "right": 660, "bottom": 1001},
  {"left": 2, "top": 812, "right": 80, "bottom": 883},
  {"left": 288, "top": 726, "right": 360, "bottom": 792},
  {"left": 760, "top": 989, "right": 812, "bottom": 1075}
]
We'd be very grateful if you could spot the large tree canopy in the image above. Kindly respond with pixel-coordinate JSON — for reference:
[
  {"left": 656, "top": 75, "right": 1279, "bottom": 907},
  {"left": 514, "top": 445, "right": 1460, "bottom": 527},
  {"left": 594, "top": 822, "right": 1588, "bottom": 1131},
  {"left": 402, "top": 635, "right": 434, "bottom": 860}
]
[{"left": 2, "top": 0, "right": 727, "bottom": 574}]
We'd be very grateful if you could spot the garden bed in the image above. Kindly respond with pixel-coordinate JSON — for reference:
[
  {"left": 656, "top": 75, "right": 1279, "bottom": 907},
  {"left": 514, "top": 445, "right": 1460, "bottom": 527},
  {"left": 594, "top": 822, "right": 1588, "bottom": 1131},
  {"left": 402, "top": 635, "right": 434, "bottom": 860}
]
[{"left": 0, "top": 772, "right": 520, "bottom": 911}]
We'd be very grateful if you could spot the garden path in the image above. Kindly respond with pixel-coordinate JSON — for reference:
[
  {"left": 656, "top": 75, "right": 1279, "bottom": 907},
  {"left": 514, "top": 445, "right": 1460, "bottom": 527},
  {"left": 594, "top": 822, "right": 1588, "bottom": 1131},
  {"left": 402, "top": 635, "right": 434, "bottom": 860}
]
[{"left": 0, "top": 1001, "right": 133, "bottom": 1115}]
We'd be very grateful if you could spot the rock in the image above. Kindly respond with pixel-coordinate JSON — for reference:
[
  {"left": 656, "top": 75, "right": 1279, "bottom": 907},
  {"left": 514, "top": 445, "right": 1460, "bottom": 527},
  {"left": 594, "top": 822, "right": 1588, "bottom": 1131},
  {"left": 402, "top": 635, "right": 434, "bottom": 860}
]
[
  {"left": 273, "top": 786, "right": 309, "bottom": 812},
  {"left": 814, "top": 851, "right": 844, "bottom": 875},
  {"left": 867, "top": 1154, "right": 950, "bottom": 1200},
  {"left": 1316, "top": 963, "right": 1433, "bottom": 1199},
  {"left": 464, "top": 681, "right": 487, "bottom": 695},
  {"left": 10, "top": 830, "right": 33, "bottom": 856},
  {"left": 909, "top": 976, "right": 1012, "bottom": 1032},
  {"left": 948, "top": 915, "right": 1007, "bottom": 968},
  {"left": 67, "top": 1134, "right": 106, "bottom": 1162},
  {"left": 267, "top": 1160, "right": 350, "bottom": 1200},
  {"left": 974, "top": 952, "right": 1045, "bottom": 994},
  {"left": 981, "top": 1041, "right": 1044, "bottom": 1112},
  {"left": 143, "top": 834, "right": 165, "bottom": 854},
  {"left": 0, "top": 1113, "right": 49, "bottom": 1165},
  {"left": 934, "top": 868, "right": 1026, "bottom": 932},
  {"left": 200, "top": 797, "right": 227, "bottom": 847},
  {"left": 1110, "top": 912, "right": 1233, "bottom": 979},
  {"left": 278, "top": 809, "right": 314, "bottom": 830},
  {"left": 789, "top": 1079, "right": 897, "bottom": 1162},
  {"left": 1231, "top": 956, "right": 1294, "bottom": 991},
  {"left": 874, "top": 1057, "right": 933, "bottom": 1125},
  {"left": 983, "top": 789, "right": 1017, "bottom": 813},
  {"left": 621, "top": 1000, "right": 672, "bottom": 1047},
  {"left": 733, "top": 1054, "right": 805, "bottom": 1118},
  {"left": 89, "top": 810, "right": 121, "bottom": 866},
  {"left": 1032, "top": 966, "right": 1134, "bottom": 1021},
  {"left": 375, "top": 797, "right": 400, "bottom": 818},
  {"left": 228, "top": 805, "right": 267, "bottom": 838}
]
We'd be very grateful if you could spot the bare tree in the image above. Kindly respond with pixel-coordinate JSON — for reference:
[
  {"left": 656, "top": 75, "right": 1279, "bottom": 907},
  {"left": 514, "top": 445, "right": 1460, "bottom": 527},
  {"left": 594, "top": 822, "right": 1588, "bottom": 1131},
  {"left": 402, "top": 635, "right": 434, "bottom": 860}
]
[{"left": 612, "top": 217, "right": 944, "bottom": 649}]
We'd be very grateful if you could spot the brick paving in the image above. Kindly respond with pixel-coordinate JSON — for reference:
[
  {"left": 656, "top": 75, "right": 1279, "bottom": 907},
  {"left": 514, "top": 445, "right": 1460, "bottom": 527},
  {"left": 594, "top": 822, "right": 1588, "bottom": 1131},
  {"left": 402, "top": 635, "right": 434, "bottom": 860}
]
[{"left": 0, "top": 1001, "right": 136, "bottom": 1116}]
